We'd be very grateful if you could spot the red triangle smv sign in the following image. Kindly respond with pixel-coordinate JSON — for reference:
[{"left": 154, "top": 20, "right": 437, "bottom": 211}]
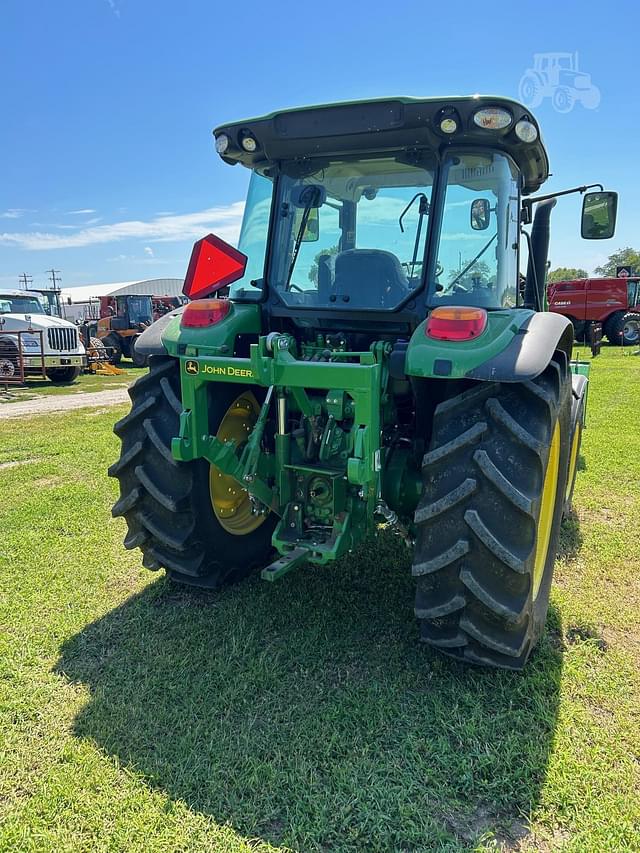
[{"left": 183, "top": 234, "right": 247, "bottom": 299}]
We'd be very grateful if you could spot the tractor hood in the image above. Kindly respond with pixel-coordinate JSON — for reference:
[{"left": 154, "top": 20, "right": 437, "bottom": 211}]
[{"left": 213, "top": 95, "right": 549, "bottom": 194}]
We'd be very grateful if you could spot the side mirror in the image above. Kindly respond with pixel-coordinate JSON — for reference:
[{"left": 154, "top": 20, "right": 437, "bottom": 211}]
[
  {"left": 290, "top": 184, "right": 326, "bottom": 209},
  {"left": 581, "top": 191, "right": 618, "bottom": 240},
  {"left": 470, "top": 198, "right": 490, "bottom": 231}
]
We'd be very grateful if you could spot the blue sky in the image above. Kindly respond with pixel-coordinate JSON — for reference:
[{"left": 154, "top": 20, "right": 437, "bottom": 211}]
[{"left": 1, "top": 0, "right": 638, "bottom": 290}]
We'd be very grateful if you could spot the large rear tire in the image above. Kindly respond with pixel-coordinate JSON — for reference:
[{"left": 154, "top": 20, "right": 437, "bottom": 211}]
[
  {"left": 607, "top": 311, "right": 640, "bottom": 346},
  {"left": 413, "top": 358, "right": 571, "bottom": 669},
  {"left": 109, "top": 357, "right": 276, "bottom": 588}
]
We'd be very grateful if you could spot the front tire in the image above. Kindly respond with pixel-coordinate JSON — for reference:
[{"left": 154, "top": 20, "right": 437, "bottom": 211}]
[
  {"left": 606, "top": 311, "right": 640, "bottom": 346},
  {"left": 413, "top": 358, "right": 571, "bottom": 669},
  {"left": 103, "top": 334, "right": 122, "bottom": 364},
  {"left": 46, "top": 366, "right": 81, "bottom": 384},
  {"left": 0, "top": 340, "right": 20, "bottom": 379},
  {"left": 131, "top": 336, "right": 149, "bottom": 368},
  {"left": 109, "top": 357, "right": 276, "bottom": 588}
]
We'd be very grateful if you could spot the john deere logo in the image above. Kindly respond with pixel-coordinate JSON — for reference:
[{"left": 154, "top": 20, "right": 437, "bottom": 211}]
[{"left": 185, "top": 360, "right": 199, "bottom": 375}]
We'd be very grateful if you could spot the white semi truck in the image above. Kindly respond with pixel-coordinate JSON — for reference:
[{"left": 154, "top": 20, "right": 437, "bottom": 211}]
[{"left": 0, "top": 289, "right": 86, "bottom": 383}]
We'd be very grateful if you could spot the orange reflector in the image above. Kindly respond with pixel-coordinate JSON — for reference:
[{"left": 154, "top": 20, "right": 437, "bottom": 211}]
[
  {"left": 425, "top": 306, "right": 488, "bottom": 341},
  {"left": 181, "top": 298, "right": 231, "bottom": 328}
]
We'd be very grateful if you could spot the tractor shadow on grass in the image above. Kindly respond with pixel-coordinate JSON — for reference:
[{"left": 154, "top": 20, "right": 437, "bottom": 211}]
[{"left": 57, "top": 536, "right": 565, "bottom": 851}]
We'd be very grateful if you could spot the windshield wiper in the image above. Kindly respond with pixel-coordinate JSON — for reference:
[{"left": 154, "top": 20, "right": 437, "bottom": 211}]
[
  {"left": 399, "top": 193, "right": 430, "bottom": 279},
  {"left": 445, "top": 233, "right": 497, "bottom": 291},
  {"left": 285, "top": 186, "right": 322, "bottom": 291}
]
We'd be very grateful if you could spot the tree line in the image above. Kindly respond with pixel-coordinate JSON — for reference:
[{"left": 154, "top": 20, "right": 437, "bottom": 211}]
[{"left": 548, "top": 247, "right": 640, "bottom": 282}]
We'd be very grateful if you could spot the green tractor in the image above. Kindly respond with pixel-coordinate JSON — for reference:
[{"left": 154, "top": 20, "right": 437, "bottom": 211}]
[{"left": 110, "top": 96, "right": 617, "bottom": 669}]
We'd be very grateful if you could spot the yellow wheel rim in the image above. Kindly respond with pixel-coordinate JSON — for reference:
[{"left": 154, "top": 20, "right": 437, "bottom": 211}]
[
  {"left": 565, "top": 421, "right": 582, "bottom": 503},
  {"left": 532, "top": 421, "right": 561, "bottom": 600},
  {"left": 209, "top": 392, "right": 268, "bottom": 536}
]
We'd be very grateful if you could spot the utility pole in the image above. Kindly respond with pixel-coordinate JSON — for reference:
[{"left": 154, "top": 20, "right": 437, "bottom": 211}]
[
  {"left": 46, "top": 269, "right": 62, "bottom": 291},
  {"left": 18, "top": 273, "right": 33, "bottom": 289}
]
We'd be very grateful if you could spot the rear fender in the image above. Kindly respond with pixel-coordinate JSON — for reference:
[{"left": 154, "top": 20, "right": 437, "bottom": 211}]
[
  {"left": 465, "top": 312, "right": 574, "bottom": 381},
  {"left": 406, "top": 309, "right": 574, "bottom": 382},
  {"left": 134, "top": 306, "right": 185, "bottom": 357}
]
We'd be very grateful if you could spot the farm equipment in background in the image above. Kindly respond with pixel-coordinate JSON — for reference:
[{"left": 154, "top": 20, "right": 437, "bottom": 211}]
[
  {"left": 111, "top": 95, "right": 617, "bottom": 669},
  {"left": 0, "top": 289, "right": 86, "bottom": 384},
  {"left": 548, "top": 276, "right": 640, "bottom": 346},
  {"left": 83, "top": 294, "right": 154, "bottom": 366},
  {"left": 153, "top": 295, "right": 186, "bottom": 321}
]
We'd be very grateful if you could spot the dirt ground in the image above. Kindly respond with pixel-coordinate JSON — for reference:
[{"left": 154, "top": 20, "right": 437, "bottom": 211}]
[{"left": 0, "top": 388, "right": 130, "bottom": 419}]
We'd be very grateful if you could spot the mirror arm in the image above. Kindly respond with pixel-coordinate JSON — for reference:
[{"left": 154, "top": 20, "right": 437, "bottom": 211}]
[{"left": 522, "top": 183, "right": 603, "bottom": 213}]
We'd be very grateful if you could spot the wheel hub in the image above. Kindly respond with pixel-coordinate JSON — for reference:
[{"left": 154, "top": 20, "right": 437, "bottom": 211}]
[
  {"left": 209, "top": 392, "right": 269, "bottom": 535},
  {"left": 532, "top": 421, "right": 561, "bottom": 599},
  {"left": 623, "top": 319, "right": 640, "bottom": 343}
]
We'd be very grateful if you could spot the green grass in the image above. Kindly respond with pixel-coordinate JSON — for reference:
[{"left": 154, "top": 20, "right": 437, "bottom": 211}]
[
  {"left": 0, "top": 362, "right": 146, "bottom": 402},
  {"left": 0, "top": 346, "right": 638, "bottom": 852}
]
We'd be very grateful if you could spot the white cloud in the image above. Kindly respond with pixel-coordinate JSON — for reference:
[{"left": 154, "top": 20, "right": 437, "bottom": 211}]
[
  {"left": 66, "top": 208, "right": 97, "bottom": 215},
  {"left": 144, "top": 246, "right": 154, "bottom": 257},
  {"left": 0, "top": 203, "right": 245, "bottom": 251},
  {"left": 1, "top": 208, "right": 29, "bottom": 219}
]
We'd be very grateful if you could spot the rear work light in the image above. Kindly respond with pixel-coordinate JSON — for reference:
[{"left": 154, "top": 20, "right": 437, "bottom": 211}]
[
  {"left": 181, "top": 298, "right": 231, "bottom": 328},
  {"left": 425, "top": 307, "right": 488, "bottom": 341}
]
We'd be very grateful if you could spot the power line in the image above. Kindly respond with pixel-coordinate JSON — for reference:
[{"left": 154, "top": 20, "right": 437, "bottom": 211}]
[
  {"left": 46, "top": 269, "right": 62, "bottom": 291},
  {"left": 18, "top": 273, "right": 33, "bottom": 289}
]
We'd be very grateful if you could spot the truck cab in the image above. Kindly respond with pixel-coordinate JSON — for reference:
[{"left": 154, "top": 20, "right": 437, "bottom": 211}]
[{"left": 0, "top": 289, "right": 86, "bottom": 383}]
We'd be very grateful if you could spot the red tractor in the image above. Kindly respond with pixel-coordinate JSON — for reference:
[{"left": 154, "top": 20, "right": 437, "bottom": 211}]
[
  {"left": 152, "top": 295, "right": 186, "bottom": 321},
  {"left": 548, "top": 277, "right": 640, "bottom": 346}
]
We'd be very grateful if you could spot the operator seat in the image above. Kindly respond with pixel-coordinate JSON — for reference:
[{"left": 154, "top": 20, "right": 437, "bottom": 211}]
[{"left": 332, "top": 249, "right": 409, "bottom": 308}]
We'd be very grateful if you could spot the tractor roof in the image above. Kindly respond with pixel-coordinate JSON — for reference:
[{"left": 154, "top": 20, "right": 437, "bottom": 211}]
[{"left": 214, "top": 95, "right": 549, "bottom": 194}]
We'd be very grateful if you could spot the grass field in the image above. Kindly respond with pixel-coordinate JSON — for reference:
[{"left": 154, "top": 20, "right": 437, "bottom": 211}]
[
  {"left": 0, "top": 347, "right": 638, "bottom": 852},
  {"left": 0, "top": 363, "right": 146, "bottom": 403}
]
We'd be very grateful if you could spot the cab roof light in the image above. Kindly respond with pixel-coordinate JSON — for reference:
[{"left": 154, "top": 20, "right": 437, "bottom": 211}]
[
  {"left": 215, "top": 133, "right": 230, "bottom": 154},
  {"left": 473, "top": 107, "right": 512, "bottom": 130},
  {"left": 240, "top": 131, "right": 258, "bottom": 152},
  {"left": 181, "top": 298, "right": 231, "bottom": 328},
  {"left": 514, "top": 119, "right": 538, "bottom": 143},
  {"left": 425, "top": 306, "right": 488, "bottom": 341}
]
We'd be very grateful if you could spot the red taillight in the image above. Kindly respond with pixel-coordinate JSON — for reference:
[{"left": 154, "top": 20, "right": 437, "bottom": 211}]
[
  {"left": 181, "top": 298, "right": 231, "bottom": 328},
  {"left": 183, "top": 234, "right": 247, "bottom": 300},
  {"left": 425, "top": 306, "right": 488, "bottom": 341}
]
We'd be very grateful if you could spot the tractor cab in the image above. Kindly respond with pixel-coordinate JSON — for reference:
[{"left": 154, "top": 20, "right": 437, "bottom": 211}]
[
  {"left": 94, "top": 294, "right": 153, "bottom": 365},
  {"left": 211, "top": 97, "right": 545, "bottom": 340},
  {"left": 195, "top": 96, "right": 614, "bottom": 347},
  {"left": 100, "top": 294, "right": 153, "bottom": 331}
]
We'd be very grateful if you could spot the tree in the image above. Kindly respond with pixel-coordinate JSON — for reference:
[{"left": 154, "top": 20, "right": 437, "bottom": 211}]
[
  {"left": 594, "top": 247, "right": 640, "bottom": 277},
  {"left": 547, "top": 266, "right": 588, "bottom": 283},
  {"left": 448, "top": 259, "right": 492, "bottom": 285}
]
